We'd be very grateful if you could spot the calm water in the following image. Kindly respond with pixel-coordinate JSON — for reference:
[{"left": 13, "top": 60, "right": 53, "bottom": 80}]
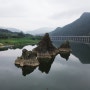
[{"left": 0, "top": 42, "right": 90, "bottom": 90}]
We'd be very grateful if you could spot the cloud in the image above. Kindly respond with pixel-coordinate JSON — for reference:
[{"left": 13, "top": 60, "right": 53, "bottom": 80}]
[
  {"left": 0, "top": 0, "right": 27, "bottom": 17},
  {"left": 0, "top": 0, "right": 90, "bottom": 30},
  {"left": 50, "top": 9, "right": 82, "bottom": 20}
]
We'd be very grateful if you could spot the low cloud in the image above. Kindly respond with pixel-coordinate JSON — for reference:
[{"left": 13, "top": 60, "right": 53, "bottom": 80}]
[{"left": 0, "top": 0, "right": 90, "bottom": 30}]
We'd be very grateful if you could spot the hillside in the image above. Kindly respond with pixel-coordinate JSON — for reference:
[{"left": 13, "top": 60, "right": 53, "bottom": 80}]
[
  {"left": 0, "top": 29, "right": 16, "bottom": 38},
  {"left": 7, "top": 28, "right": 21, "bottom": 32},
  {"left": 27, "top": 27, "right": 55, "bottom": 35},
  {"left": 0, "top": 28, "right": 26, "bottom": 38},
  {"left": 50, "top": 12, "right": 90, "bottom": 36}
]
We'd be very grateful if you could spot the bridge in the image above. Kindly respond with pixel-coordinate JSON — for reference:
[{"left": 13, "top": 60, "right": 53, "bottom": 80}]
[{"left": 50, "top": 36, "right": 90, "bottom": 44}]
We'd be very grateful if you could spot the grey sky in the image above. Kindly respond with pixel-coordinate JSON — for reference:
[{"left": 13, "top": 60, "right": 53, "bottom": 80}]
[{"left": 0, "top": 0, "right": 90, "bottom": 31}]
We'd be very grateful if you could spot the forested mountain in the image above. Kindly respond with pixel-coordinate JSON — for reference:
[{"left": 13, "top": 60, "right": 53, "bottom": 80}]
[
  {"left": 50, "top": 12, "right": 90, "bottom": 36},
  {"left": 7, "top": 28, "right": 21, "bottom": 32},
  {"left": 0, "top": 28, "right": 27, "bottom": 38}
]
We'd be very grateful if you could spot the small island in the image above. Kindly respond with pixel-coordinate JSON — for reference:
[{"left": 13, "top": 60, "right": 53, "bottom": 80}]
[{"left": 15, "top": 33, "right": 71, "bottom": 67}]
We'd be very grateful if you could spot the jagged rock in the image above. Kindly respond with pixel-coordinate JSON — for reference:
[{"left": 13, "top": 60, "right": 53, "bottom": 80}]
[
  {"left": 37, "top": 52, "right": 52, "bottom": 59},
  {"left": 15, "top": 49, "right": 39, "bottom": 67},
  {"left": 59, "top": 41, "right": 72, "bottom": 53},
  {"left": 33, "top": 33, "right": 57, "bottom": 58},
  {"left": 15, "top": 34, "right": 72, "bottom": 67},
  {"left": 60, "top": 41, "right": 70, "bottom": 48},
  {"left": 22, "top": 49, "right": 37, "bottom": 59},
  {"left": 33, "top": 33, "right": 56, "bottom": 52},
  {"left": 15, "top": 57, "right": 39, "bottom": 67}
]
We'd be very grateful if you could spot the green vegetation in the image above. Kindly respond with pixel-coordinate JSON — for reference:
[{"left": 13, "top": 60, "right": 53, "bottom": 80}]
[
  {"left": 0, "top": 28, "right": 42, "bottom": 50},
  {"left": 0, "top": 36, "right": 41, "bottom": 46}
]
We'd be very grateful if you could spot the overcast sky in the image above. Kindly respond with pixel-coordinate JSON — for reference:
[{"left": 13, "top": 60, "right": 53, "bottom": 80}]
[{"left": 0, "top": 0, "right": 90, "bottom": 31}]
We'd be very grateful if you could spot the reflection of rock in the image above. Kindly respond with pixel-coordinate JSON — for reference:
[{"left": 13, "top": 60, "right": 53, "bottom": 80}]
[
  {"left": 15, "top": 64, "right": 37, "bottom": 76},
  {"left": 15, "top": 57, "right": 55, "bottom": 76},
  {"left": 38, "top": 57, "right": 55, "bottom": 74},
  {"left": 33, "top": 33, "right": 58, "bottom": 58},
  {"left": 15, "top": 34, "right": 71, "bottom": 68},
  {"left": 22, "top": 66, "right": 37, "bottom": 76},
  {"left": 59, "top": 52, "right": 70, "bottom": 60}
]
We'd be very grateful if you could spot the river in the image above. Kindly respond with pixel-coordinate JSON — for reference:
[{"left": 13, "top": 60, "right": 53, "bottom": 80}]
[{"left": 0, "top": 42, "right": 90, "bottom": 90}]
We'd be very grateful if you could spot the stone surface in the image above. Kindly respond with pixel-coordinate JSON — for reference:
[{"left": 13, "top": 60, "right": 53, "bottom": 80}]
[
  {"left": 15, "top": 33, "right": 71, "bottom": 67},
  {"left": 33, "top": 33, "right": 57, "bottom": 58}
]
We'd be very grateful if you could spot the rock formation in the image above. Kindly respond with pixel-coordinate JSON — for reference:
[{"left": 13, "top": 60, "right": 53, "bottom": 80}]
[
  {"left": 60, "top": 41, "right": 70, "bottom": 48},
  {"left": 33, "top": 33, "right": 58, "bottom": 58},
  {"left": 15, "top": 33, "right": 71, "bottom": 67},
  {"left": 15, "top": 49, "right": 39, "bottom": 67},
  {"left": 59, "top": 41, "right": 72, "bottom": 53}
]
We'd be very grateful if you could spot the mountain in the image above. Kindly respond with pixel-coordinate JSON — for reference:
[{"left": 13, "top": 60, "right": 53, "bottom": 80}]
[
  {"left": 7, "top": 28, "right": 21, "bottom": 32},
  {"left": 26, "top": 27, "right": 55, "bottom": 35},
  {"left": 0, "top": 27, "right": 21, "bottom": 32},
  {"left": 0, "top": 28, "right": 26, "bottom": 38},
  {"left": 0, "top": 28, "right": 17, "bottom": 38},
  {"left": 50, "top": 12, "right": 90, "bottom": 36}
]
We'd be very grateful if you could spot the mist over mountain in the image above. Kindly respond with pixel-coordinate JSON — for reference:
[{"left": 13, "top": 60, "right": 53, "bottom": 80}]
[
  {"left": 26, "top": 27, "right": 55, "bottom": 35},
  {"left": 50, "top": 12, "right": 90, "bottom": 36},
  {"left": 0, "top": 28, "right": 18, "bottom": 38},
  {"left": 7, "top": 28, "right": 21, "bottom": 32},
  {"left": 0, "top": 27, "right": 21, "bottom": 32},
  {"left": 0, "top": 28, "right": 31, "bottom": 38}
]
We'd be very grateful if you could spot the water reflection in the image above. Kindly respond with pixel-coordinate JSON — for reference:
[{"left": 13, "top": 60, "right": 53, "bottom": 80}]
[
  {"left": 70, "top": 42, "right": 90, "bottom": 64},
  {"left": 0, "top": 45, "right": 27, "bottom": 51},
  {"left": 0, "top": 43, "right": 90, "bottom": 90},
  {"left": 15, "top": 65, "right": 37, "bottom": 76},
  {"left": 15, "top": 56, "right": 55, "bottom": 76},
  {"left": 38, "top": 57, "right": 55, "bottom": 74},
  {"left": 14, "top": 42, "right": 90, "bottom": 76},
  {"left": 59, "top": 52, "right": 70, "bottom": 60},
  {"left": 53, "top": 41, "right": 90, "bottom": 64}
]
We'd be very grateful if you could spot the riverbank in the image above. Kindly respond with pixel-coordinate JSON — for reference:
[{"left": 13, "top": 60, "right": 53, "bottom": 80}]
[{"left": 0, "top": 37, "right": 41, "bottom": 50}]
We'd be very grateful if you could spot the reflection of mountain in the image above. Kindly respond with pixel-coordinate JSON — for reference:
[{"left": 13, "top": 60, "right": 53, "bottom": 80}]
[
  {"left": 38, "top": 57, "right": 55, "bottom": 74},
  {"left": 15, "top": 65, "right": 37, "bottom": 76},
  {"left": 70, "top": 43, "right": 90, "bottom": 64}
]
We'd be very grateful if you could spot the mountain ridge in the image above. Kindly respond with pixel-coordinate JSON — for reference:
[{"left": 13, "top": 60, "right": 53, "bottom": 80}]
[
  {"left": 26, "top": 27, "right": 55, "bottom": 35},
  {"left": 50, "top": 12, "right": 90, "bottom": 36}
]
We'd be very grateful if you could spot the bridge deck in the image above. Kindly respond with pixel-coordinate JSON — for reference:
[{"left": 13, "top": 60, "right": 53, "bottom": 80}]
[{"left": 50, "top": 36, "right": 90, "bottom": 44}]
